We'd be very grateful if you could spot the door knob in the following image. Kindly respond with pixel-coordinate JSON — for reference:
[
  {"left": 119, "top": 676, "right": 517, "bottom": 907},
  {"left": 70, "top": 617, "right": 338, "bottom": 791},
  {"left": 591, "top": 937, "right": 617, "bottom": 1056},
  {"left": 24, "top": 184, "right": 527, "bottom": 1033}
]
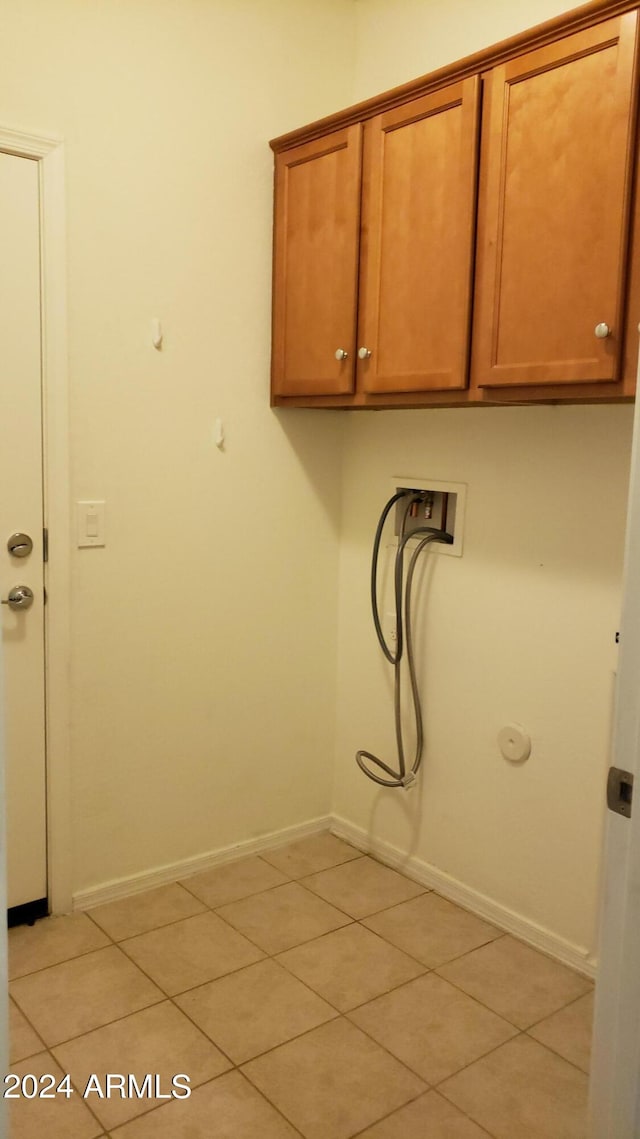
[
  {"left": 595, "top": 322, "right": 611, "bottom": 339},
  {"left": 334, "top": 348, "right": 349, "bottom": 361},
  {"left": 358, "top": 347, "right": 372, "bottom": 360},
  {"left": 1, "top": 585, "right": 35, "bottom": 611},
  {"left": 7, "top": 532, "right": 33, "bottom": 558}
]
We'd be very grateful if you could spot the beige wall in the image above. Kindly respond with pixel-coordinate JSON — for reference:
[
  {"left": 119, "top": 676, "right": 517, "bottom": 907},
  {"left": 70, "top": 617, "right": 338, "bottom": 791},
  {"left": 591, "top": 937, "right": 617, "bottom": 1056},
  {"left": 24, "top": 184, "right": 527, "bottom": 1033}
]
[
  {"left": 0, "top": 0, "right": 355, "bottom": 894},
  {"left": 353, "top": 0, "right": 582, "bottom": 99},
  {"left": 332, "top": 0, "right": 634, "bottom": 955},
  {"left": 333, "top": 405, "right": 632, "bottom": 953}
]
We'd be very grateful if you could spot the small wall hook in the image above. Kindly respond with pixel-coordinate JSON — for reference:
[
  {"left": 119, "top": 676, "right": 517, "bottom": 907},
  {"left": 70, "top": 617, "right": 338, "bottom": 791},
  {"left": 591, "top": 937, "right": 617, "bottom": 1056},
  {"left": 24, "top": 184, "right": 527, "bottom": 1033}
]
[{"left": 151, "top": 318, "right": 163, "bottom": 350}]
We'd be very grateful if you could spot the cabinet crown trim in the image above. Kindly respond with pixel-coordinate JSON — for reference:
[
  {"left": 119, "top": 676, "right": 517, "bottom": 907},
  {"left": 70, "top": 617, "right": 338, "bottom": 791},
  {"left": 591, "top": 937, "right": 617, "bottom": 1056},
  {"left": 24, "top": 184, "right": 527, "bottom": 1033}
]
[{"left": 270, "top": 0, "right": 639, "bottom": 152}]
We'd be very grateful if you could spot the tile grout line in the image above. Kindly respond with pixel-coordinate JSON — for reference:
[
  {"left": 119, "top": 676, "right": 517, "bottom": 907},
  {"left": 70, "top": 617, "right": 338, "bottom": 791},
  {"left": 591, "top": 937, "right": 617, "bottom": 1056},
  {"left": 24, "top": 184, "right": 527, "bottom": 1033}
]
[
  {"left": 89, "top": 1070, "right": 309, "bottom": 1139},
  {"left": 429, "top": 953, "right": 591, "bottom": 1035},
  {"left": 7, "top": 994, "right": 48, "bottom": 1065},
  {"left": 11, "top": 940, "right": 171, "bottom": 1052},
  {"left": 238, "top": 1020, "right": 427, "bottom": 1139},
  {"left": 433, "top": 1029, "right": 530, "bottom": 1090},
  {"left": 44, "top": 993, "right": 234, "bottom": 1066},
  {"left": 8, "top": 845, "right": 421, "bottom": 1136},
  {"left": 18, "top": 947, "right": 315, "bottom": 1134},
  {"left": 343, "top": 998, "right": 498, "bottom": 1094},
  {"left": 8, "top": 839, "right": 590, "bottom": 1139},
  {"left": 88, "top": 893, "right": 293, "bottom": 948},
  {"left": 521, "top": 1029, "right": 592, "bottom": 1078},
  {"left": 49, "top": 1051, "right": 112, "bottom": 1136},
  {"left": 346, "top": 1084, "right": 433, "bottom": 1139},
  {"left": 11, "top": 899, "right": 583, "bottom": 1045},
  {"left": 86, "top": 898, "right": 211, "bottom": 942},
  {"left": 18, "top": 992, "right": 168, "bottom": 1051},
  {"left": 273, "top": 940, "right": 430, "bottom": 1015},
  {"left": 433, "top": 1030, "right": 533, "bottom": 1139},
  {"left": 433, "top": 1026, "right": 589, "bottom": 1136},
  {"left": 8, "top": 939, "right": 115, "bottom": 984},
  {"left": 336, "top": 1016, "right": 434, "bottom": 1095},
  {"left": 209, "top": 902, "right": 357, "bottom": 957},
  {"left": 9, "top": 954, "right": 587, "bottom": 1134},
  {"left": 296, "top": 871, "right": 429, "bottom": 922},
  {"left": 223, "top": 1068, "right": 309, "bottom": 1139},
  {"left": 258, "top": 852, "right": 365, "bottom": 877},
  {"left": 214, "top": 875, "right": 361, "bottom": 925},
  {"left": 347, "top": 1086, "right": 497, "bottom": 1139},
  {"left": 178, "top": 863, "right": 296, "bottom": 903},
  {"left": 9, "top": 1038, "right": 113, "bottom": 1137},
  {"left": 91, "top": 897, "right": 283, "bottom": 964},
  {"left": 522, "top": 987, "right": 594, "bottom": 1075},
  {"left": 354, "top": 919, "right": 507, "bottom": 978},
  {"left": 525, "top": 984, "right": 595, "bottom": 1028}
]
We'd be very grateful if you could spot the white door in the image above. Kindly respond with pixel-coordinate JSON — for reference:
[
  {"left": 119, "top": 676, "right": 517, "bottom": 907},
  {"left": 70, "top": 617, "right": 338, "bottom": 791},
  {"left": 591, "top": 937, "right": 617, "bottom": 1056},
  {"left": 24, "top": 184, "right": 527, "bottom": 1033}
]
[
  {"left": 589, "top": 328, "right": 640, "bottom": 1136},
  {"left": 0, "top": 150, "right": 48, "bottom": 912}
]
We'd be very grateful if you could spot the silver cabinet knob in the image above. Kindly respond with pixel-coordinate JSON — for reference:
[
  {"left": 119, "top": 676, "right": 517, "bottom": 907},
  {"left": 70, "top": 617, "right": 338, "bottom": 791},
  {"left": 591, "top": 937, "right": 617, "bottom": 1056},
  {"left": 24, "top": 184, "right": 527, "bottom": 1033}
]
[
  {"left": 358, "top": 347, "right": 372, "bottom": 360},
  {"left": 334, "top": 348, "right": 349, "bottom": 361},
  {"left": 1, "top": 585, "right": 34, "bottom": 611},
  {"left": 595, "top": 323, "right": 611, "bottom": 339}
]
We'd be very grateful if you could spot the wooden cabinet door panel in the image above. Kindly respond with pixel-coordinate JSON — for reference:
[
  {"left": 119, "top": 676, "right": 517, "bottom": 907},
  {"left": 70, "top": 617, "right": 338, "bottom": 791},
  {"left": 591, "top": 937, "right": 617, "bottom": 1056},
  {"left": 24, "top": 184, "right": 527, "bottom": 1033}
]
[
  {"left": 272, "top": 126, "right": 362, "bottom": 398},
  {"left": 358, "top": 77, "right": 480, "bottom": 393},
  {"left": 473, "top": 12, "right": 638, "bottom": 388}
]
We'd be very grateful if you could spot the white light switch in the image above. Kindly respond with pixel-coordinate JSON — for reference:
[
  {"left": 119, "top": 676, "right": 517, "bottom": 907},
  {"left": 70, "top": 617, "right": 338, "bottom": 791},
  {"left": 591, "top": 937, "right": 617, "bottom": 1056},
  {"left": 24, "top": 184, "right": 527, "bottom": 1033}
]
[{"left": 77, "top": 501, "right": 106, "bottom": 547}]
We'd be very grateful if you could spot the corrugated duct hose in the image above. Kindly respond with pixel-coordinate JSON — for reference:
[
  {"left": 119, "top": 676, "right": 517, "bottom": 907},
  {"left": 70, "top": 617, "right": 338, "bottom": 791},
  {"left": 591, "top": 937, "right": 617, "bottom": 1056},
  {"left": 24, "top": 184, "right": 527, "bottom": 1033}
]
[{"left": 356, "top": 490, "right": 453, "bottom": 789}]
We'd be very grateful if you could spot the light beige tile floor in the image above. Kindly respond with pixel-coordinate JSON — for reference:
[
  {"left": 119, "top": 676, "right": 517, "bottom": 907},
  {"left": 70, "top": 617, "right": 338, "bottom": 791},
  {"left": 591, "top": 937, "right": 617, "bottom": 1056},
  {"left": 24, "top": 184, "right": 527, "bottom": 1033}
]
[
  {"left": 7, "top": 832, "right": 594, "bottom": 1139},
  {"left": 301, "top": 855, "right": 425, "bottom": 918},
  {"left": 260, "top": 832, "right": 361, "bottom": 878},
  {"left": 179, "top": 855, "right": 289, "bottom": 909}
]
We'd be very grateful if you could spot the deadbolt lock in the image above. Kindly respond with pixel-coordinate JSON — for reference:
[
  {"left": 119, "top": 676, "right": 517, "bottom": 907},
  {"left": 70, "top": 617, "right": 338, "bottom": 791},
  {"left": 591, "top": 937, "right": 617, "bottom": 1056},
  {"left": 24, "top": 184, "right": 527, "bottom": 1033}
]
[{"left": 7, "top": 532, "right": 33, "bottom": 558}]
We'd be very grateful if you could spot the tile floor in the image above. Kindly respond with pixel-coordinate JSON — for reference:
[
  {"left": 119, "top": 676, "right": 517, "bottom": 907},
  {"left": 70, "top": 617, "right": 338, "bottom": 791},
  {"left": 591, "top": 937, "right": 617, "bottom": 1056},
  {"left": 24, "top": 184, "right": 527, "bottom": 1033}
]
[{"left": 7, "top": 832, "right": 594, "bottom": 1138}]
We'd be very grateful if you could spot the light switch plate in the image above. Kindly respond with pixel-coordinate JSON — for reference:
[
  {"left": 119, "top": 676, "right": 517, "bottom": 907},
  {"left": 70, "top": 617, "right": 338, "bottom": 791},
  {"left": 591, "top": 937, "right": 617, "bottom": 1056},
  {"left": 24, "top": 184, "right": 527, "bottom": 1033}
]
[{"left": 77, "top": 500, "right": 106, "bottom": 548}]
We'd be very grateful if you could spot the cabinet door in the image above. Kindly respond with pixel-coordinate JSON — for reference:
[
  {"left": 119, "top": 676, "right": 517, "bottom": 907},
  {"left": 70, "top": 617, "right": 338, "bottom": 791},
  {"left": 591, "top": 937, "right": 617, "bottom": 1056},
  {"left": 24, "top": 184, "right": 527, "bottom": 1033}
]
[
  {"left": 473, "top": 12, "right": 639, "bottom": 389},
  {"left": 357, "top": 77, "right": 480, "bottom": 393},
  {"left": 272, "top": 126, "right": 362, "bottom": 398}
]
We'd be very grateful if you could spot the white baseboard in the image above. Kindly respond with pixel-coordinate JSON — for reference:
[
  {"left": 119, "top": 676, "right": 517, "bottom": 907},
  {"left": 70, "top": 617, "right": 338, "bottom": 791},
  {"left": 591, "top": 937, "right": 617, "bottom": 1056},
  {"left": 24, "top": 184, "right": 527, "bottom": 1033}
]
[
  {"left": 73, "top": 808, "right": 597, "bottom": 981},
  {"left": 72, "top": 814, "right": 333, "bottom": 912},
  {"left": 330, "top": 814, "right": 597, "bottom": 980}
]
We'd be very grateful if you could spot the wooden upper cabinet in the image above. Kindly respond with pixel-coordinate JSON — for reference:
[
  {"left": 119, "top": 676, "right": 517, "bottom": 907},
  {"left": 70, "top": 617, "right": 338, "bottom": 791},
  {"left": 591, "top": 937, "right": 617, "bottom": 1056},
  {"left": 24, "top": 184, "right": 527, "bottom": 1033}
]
[
  {"left": 271, "top": 125, "right": 362, "bottom": 398},
  {"left": 358, "top": 77, "right": 480, "bottom": 393},
  {"left": 472, "top": 12, "right": 639, "bottom": 390},
  {"left": 270, "top": 1, "right": 640, "bottom": 408}
]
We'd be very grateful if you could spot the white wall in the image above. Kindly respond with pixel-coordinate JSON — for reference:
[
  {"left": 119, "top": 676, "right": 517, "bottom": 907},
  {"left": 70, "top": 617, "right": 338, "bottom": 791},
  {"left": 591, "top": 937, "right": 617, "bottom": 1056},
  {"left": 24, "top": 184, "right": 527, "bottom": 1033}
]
[
  {"left": 0, "top": 0, "right": 355, "bottom": 896},
  {"left": 333, "top": 0, "right": 635, "bottom": 957}
]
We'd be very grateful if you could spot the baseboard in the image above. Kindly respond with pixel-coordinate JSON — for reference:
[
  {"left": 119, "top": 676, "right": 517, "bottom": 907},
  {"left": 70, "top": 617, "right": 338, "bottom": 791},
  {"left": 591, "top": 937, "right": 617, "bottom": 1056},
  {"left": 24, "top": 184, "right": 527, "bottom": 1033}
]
[
  {"left": 330, "top": 814, "right": 597, "bottom": 980},
  {"left": 73, "top": 808, "right": 597, "bottom": 981},
  {"left": 73, "top": 814, "right": 333, "bottom": 912}
]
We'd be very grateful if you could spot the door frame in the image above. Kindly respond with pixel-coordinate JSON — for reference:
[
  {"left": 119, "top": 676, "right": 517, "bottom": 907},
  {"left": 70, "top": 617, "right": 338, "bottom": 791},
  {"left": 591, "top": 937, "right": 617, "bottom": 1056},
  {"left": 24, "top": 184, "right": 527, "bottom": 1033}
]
[
  {"left": 0, "top": 126, "right": 72, "bottom": 914},
  {"left": 0, "top": 625, "right": 7, "bottom": 1137},
  {"left": 589, "top": 327, "right": 640, "bottom": 1135}
]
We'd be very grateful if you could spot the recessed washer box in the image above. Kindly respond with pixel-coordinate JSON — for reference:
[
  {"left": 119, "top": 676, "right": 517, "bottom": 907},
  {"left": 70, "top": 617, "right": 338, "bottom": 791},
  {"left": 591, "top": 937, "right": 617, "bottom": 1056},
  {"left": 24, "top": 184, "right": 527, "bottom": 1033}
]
[{"left": 391, "top": 476, "right": 466, "bottom": 557}]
